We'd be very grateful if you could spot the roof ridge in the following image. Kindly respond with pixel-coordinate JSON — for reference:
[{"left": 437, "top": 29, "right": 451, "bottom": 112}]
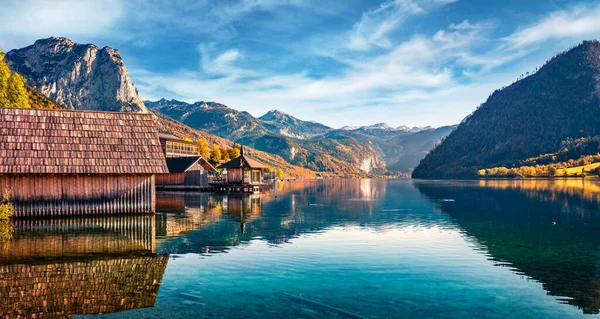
[{"left": 0, "top": 107, "right": 154, "bottom": 117}]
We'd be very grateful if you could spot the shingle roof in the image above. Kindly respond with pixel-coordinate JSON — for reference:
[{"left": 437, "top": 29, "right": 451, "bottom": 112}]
[
  {"left": 219, "top": 155, "right": 267, "bottom": 169},
  {"left": 165, "top": 156, "right": 216, "bottom": 173},
  {"left": 0, "top": 108, "right": 168, "bottom": 174}
]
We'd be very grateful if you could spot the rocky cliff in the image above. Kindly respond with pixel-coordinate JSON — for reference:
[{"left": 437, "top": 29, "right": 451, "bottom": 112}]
[{"left": 5, "top": 37, "right": 148, "bottom": 112}]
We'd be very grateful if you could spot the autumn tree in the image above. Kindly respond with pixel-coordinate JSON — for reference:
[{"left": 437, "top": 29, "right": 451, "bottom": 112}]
[
  {"left": 197, "top": 138, "right": 210, "bottom": 159},
  {"left": 0, "top": 49, "right": 30, "bottom": 108},
  {"left": 276, "top": 168, "right": 284, "bottom": 179},
  {"left": 209, "top": 144, "right": 222, "bottom": 166},
  {"left": 228, "top": 146, "right": 241, "bottom": 159},
  {"left": 220, "top": 146, "right": 231, "bottom": 162}
]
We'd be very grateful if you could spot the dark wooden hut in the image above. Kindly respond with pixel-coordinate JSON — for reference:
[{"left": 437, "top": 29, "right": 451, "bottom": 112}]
[
  {"left": 0, "top": 108, "right": 168, "bottom": 217},
  {"left": 219, "top": 146, "right": 267, "bottom": 184},
  {"left": 155, "top": 156, "right": 216, "bottom": 187}
]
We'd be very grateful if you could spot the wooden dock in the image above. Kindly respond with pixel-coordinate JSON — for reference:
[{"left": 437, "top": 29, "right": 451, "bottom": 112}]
[{"left": 156, "top": 182, "right": 272, "bottom": 193}]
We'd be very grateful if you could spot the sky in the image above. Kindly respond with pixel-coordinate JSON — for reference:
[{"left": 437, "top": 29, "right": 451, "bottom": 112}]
[{"left": 1, "top": 0, "right": 600, "bottom": 128}]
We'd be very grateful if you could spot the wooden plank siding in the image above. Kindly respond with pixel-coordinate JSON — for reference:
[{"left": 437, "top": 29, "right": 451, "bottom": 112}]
[
  {"left": 0, "top": 108, "right": 168, "bottom": 217},
  {"left": 155, "top": 172, "right": 186, "bottom": 185},
  {"left": 0, "top": 174, "right": 156, "bottom": 217}
]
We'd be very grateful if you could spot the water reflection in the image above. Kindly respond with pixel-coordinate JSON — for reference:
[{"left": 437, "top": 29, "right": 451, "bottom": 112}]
[
  {"left": 5, "top": 179, "right": 600, "bottom": 318},
  {"left": 154, "top": 180, "right": 393, "bottom": 254},
  {"left": 0, "top": 216, "right": 168, "bottom": 318},
  {"left": 415, "top": 179, "right": 600, "bottom": 314}
]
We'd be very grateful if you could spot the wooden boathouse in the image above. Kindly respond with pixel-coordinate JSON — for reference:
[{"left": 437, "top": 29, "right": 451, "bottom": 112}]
[
  {"left": 214, "top": 146, "right": 270, "bottom": 193},
  {"left": 155, "top": 156, "right": 217, "bottom": 189},
  {"left": 0, "top": 108, "right": 168, "bottom": 217}
]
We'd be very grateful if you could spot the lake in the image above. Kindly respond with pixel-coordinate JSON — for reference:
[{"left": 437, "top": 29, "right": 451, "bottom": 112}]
[{"left": 1, "top": 179, "right": 600, "bottom": 318}]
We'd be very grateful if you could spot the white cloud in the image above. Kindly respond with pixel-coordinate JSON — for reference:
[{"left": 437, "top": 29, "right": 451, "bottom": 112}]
[
  {"left": 505, "top": 3, "right": 600, "bottom": 50},
  {"left": 347, "top": 0, "right": 458, "bottom": 51},
  {"left": 0, "top": 0, "right": 123, "bottom": 49}
]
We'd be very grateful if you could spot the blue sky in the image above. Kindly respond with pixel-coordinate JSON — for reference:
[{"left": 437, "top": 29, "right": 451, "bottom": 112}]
[{"left": 1, "top": 0, "right": 600, "bottom": 128}]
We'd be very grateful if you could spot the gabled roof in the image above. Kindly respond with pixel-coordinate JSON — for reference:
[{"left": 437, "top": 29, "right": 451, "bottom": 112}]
[
  {"left": 165, "top": 156, "right": 216, "bottom": 173},
  {"left": 219, "top": 146, "right": 267, "bottom": 169},
  {"left": 0, "top": 108, "right": 168, "bottom": 174}
]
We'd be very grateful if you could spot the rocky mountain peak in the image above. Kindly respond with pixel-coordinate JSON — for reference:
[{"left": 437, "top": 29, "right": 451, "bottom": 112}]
[
  {"left": 5, "top": 37, "right": 148, "bottom": 113},
  {"left": 260, "top": 109, "right": 290, "bottom": 121}
]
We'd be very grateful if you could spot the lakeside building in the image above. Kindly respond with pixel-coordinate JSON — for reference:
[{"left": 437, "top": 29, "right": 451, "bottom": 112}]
[
  {"left": 155, "top": 156, "right": 217, "bottom": 188},
  {"left": 219, "top": 146, "right": 267, "bottom": 185},
  {"left": 155, "top": 133, "right": 217, "bottom": 188},
  {"left": 158, "top": 133, "right": 198, "bottom": 157},
  {"left": 0, "top": 108, "right": 168, "bottom": 217}
]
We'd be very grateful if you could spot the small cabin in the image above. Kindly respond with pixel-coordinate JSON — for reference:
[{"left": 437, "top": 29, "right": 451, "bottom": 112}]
[
  {"left": 155, "top": 156, "right": 217, "bottom": 188},
  {"left": 0, "top": 108, "right": 168, "bottom": 217},
  {"left": 219, "top": 147, "right": 267, "bottom": 184},
  {"left": 158, "top": 133, "right": 199, "bottom": 158}
]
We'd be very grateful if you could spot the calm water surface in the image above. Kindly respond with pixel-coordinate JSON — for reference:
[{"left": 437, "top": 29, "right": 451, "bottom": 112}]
[{"left": 2, "top": 179, "right": 600, "bottom": 318}]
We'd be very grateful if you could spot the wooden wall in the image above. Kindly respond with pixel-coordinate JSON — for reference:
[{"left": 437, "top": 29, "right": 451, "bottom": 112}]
[
  {"left": 227, "top": 168, "right": 243, "bottom": 183},
  {"left": 156, "top": 162, "right": 209, "bottom": 187},
  {"left": 0, "top": 174, "right": 156, "bottom": 217},
  {"left": 155, "top": 172, "right": 186, "bottom": 185}
]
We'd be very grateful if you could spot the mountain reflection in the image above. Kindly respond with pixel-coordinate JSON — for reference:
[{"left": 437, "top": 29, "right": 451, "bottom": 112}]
[
  {"left": 0, "top": 216, "right": 168, "bottom": 318},
  {"left": 415, "top": 179, "right": 600, "bottom": 314},
  {"left": 154, "top": 179, "right": 449, "bottom": 255}
]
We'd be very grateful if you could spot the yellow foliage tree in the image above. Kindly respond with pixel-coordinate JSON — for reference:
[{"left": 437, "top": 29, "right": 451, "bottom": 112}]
[
  {"left": 209, "top": 144, "right": 222, "bottom": 166},
  {"left": 197, "top": 138, "right": 211, "bottom": 159},
  {"left": 228, "top": 146, "right": 241, "bottom": 159},
  {"left": 220, "top": 146, "right": 230, "bottom": 161},
  {"left": 6, "top": 73, "right": 30, "bottom": 108},
  {"left": 276, "top": 168, "right": 284, "bottom": 179},
  {"left": 0, "top": 49, "right": 30, "bottom": 108}
]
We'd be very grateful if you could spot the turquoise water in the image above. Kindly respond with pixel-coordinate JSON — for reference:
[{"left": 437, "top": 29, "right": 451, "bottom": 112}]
[{"left": 2, "top": 179, "right": 600, "bottom": 318}]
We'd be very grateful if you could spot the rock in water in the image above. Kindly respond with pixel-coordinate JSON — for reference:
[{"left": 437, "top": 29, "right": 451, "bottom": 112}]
[{"left": 5, "top": 37, "right": 148, "bottom": 113}]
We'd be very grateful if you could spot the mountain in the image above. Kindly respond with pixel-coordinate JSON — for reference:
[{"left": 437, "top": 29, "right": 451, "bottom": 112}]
[
  {"left": 413, "top": 40, "right": 600, "bottom": 179},
  {"left": 386, "top": 125, "right": 457, "bottom": 172},
  {"left": 341, "top": 123, "right": 433, "bottom": 133},
  {"left": 152, "top": 111, "right": 318, "bottom": 178},
  {"left": 4, "top": 38, "right": 318, "bottom": 178},
  {"left": 146, "top": 99, "right": 388, "bottom": 175},
  {"left": 4, "top": 37, "right": 449, "bottom": 177},
  {"left": 146, "top": 99, "right": 453, "bottom": 175},
  {"left": 5, "top": 37, "right": 148, "bottom": 113},
  {"left": 258, "top": 110, "right": 332, "bottom": 139}
]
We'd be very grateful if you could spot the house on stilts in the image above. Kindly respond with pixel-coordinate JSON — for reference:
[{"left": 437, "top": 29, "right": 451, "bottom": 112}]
[{"left": 0, "top": 107, "right": 168, "bottom": 217}]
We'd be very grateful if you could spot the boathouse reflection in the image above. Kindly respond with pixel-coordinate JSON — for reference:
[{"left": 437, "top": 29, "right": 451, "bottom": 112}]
[{"left": 0, "top": 216, "right": 168, "bottom": 318}]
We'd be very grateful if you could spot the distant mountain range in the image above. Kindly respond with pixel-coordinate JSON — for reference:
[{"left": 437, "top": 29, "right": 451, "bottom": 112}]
[
  {"left": 413, "top": 40, "right": 600, "bottom": 178},
  {"left": 146, "top": 98, "right": 455, "bottom": 175},
  {"left": 341, "top": 124, "right": 433, "bottom": 133},
  {"left": 4, "top": 37, "right": 454, "bottom": 176}
]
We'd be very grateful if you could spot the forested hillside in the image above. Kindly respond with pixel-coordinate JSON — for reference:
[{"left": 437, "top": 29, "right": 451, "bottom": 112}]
[
  {"left": 0, "top": 49, "right": 61, "bottom": 109},
  {"left": 413, "top": 40, "right": 600, "bottom": 179}
]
